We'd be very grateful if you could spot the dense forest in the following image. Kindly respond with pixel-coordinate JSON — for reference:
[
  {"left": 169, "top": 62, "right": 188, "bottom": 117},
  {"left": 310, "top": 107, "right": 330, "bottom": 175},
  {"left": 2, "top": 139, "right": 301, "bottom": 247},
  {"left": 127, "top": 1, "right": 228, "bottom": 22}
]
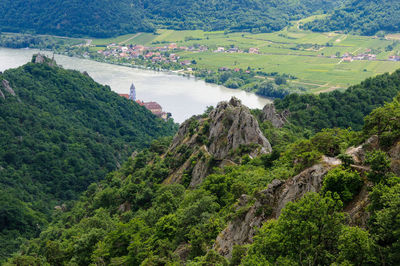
[
  {"left": 304, "top": 0, "right": 400, "bottom": 35},
  {"left": 0, "top": 0, "right": 341, "bottom": 37},
  {"left": 275, "top": 70, "right": 400, "bottom": 132},
  {"left": 0, "top": 0, "right": 154, "bottom": 38},
  {"left": 5, "top": 88, "right": 400, "bottom": 265},
  {"left": 0, "top": 56, "right": 177, "bottom": 260}
]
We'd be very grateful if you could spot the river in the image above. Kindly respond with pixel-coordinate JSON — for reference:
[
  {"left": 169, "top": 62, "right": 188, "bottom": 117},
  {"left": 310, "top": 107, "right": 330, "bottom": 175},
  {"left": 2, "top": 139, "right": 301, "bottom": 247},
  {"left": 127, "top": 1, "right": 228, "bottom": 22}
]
[{"left": 0, "top": 48, "right": 271, "bottom": 123}]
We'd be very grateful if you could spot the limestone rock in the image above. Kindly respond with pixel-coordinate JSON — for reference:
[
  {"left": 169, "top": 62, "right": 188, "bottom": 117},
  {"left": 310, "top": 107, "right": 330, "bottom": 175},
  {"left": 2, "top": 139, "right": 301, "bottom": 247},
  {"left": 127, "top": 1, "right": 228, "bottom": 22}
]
[
  {"left": 346, "top": 135, "right": 379, "bottom": 164},
  {"left": 214, "top": 159, "right": 339, "bottom": 258},
  {"left": 1, "top": 80, "right": 16, "bottom": 96},
  {"left": 164, "top": 97, "right": 272, "bottom": 187},
  {"left": 261, "top": 103, "right": 289, "bottom": 128},
  {"left": 34, "top": 53, "right": 46, "bottom": 64}
]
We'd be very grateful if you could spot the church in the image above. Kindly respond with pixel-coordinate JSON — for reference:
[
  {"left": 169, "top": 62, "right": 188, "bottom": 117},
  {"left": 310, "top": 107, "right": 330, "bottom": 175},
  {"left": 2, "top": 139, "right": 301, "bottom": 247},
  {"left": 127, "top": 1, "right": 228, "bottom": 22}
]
[{"left": 119, "top": 83, "right": 169, "bottom": 120}]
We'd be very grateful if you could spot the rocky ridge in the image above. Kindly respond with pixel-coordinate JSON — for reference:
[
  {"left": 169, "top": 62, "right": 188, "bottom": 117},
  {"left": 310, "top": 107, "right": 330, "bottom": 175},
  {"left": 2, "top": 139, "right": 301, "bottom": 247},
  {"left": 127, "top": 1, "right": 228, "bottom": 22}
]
[
  {"left": 213, "top": 156, "right": 341, "bottom": 258},
  {"left": 261, "top": 103, "right": 289, "bottom": 128},
  {"left": 214, "top": 135, "right": 394, "bottom": 258},
  {"left": 0, "top": 79, "right": 17, "bottom": 99},
  {"left": 163, "top": 97, "right": 272, "bottom": 187}
]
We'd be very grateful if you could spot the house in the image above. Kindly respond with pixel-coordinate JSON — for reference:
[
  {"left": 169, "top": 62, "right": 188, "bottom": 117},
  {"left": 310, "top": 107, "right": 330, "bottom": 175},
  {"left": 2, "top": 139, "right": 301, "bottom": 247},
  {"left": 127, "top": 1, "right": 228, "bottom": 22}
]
[
  {"left": 215, "top": 47, "right": 225, "bottom": 53},
  {"left": 168, "top": 43, "right": 178, "bottom": 50},
  {"left": 389, "top": 55, "right": 400, "bottom": 61},
  {"left": 343, "top": 56, "right": 353, "bottom": 62},
  {"left": 180, "top": 60, "right": 192, "bottom": 66},
  {"left": 249, "top": 47, "right": 259, "bottom": 54},
  {"left": 118, "top": 94, "right": 130, "bottom": 100},
  {"left": 227, "top": 47, "right": 239, "bottom": 53}
]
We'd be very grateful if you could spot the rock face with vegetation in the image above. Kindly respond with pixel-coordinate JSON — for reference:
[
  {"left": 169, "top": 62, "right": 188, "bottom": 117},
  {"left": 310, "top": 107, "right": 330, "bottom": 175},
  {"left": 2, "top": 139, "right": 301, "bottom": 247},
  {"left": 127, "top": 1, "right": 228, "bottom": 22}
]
[
  {"left": 164, "top": 97, "right": 272, "bottom": 187},
  {"left": 3, "top": 71, "right": 400, "bottom": 265},
  {"left": 214, "top": 156, "right": 341, "bottom": 258},
  {"left": 261, "top": 103, "right": 289, "bottom": 128}
]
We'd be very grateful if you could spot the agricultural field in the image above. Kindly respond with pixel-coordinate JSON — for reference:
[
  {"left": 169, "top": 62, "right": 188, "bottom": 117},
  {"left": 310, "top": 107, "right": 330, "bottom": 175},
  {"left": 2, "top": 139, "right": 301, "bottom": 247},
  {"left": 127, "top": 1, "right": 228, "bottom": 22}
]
[{"left": 89, "top": 20, "right": 400, "bottom": 93}]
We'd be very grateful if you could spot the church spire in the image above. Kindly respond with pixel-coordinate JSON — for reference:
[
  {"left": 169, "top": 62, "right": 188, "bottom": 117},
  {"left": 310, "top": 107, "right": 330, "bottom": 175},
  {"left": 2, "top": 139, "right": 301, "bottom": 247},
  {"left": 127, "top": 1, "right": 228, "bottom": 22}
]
[{"left": 129, "top": 83, "right": 136, "bottom": 101}]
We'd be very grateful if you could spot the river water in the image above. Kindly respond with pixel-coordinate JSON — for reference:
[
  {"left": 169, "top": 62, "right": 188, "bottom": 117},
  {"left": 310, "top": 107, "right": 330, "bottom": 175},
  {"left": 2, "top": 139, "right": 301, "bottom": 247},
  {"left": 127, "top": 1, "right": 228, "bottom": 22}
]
[{"left": 0, "top": 48, "right": 271, "bottom": 123}]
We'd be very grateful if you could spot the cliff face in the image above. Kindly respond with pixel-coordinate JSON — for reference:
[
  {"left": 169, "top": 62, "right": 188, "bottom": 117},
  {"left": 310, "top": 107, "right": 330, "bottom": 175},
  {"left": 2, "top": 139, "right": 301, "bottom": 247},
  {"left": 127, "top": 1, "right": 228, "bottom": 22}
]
[
  {"left": 1, "top": 79, "right": 16, "bottom": 99},
  {"left": 213, "top": 156, "right": 341, "bottom": 258},
  {"left": 213, "top": 135, "right": 399, "bottom": 258},
  {"left": 164, "top": 97, "right": 272, "bottom": 187},
  {"left": 261, "top": 103, "right": 289, "bottom": 128}
]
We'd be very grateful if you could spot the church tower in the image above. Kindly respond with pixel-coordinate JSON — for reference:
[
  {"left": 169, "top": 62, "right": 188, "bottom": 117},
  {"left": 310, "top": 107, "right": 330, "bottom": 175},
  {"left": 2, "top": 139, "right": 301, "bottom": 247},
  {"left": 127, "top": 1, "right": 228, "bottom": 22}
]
[{"left": 129, "top": 83, "right": 136, "bottom": 101}]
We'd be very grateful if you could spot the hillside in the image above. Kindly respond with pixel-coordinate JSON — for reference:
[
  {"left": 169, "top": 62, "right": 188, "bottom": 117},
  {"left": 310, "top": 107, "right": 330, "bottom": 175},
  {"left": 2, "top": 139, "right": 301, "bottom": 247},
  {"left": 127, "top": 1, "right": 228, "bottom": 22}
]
[
  {"left": 0, "top": 55, "right": 177, "bottom": 260},
  {"left": 304, "top": 0, "right": 400, "bottom": 36},
  {"left": 0, "top": 0, "right": 341, "bottom": 37},
  {"left": 0, "top": 0, "right": 154, "bottom": 38},
  {"left": 274, "top": 70, "right": 400, "bottom": 132},
  {"left": 6, "top": 88, "right": 400, "bottom": 265}
]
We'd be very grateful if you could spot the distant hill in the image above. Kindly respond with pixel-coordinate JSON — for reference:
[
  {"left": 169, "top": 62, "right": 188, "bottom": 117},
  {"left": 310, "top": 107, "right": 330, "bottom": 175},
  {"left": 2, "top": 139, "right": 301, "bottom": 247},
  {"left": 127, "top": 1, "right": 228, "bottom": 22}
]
[
  {"left": 0, "top": 0, "right": 154, "bottom": 37},
  {"left": 0, "top": 55, "right": 177, "bottom": 260},
  {"left": 0, "top": 0, "right": 341, "bottom": 37},
  {"left": 275, "top": 69, "right": 400, "bottom": 132},
  {"left": 304, "top": 0, "right": 400, "bottom": 35}
]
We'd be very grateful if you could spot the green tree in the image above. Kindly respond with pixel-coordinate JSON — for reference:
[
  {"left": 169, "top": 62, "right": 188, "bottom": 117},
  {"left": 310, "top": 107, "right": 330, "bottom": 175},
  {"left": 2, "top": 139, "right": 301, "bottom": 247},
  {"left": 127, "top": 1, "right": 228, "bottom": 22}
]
[
  {"left": 321, "top": 167, "right": 363, "bottom": 203},
  {"left": 243, "top": 193, "right": 344, "bottom": 265}
]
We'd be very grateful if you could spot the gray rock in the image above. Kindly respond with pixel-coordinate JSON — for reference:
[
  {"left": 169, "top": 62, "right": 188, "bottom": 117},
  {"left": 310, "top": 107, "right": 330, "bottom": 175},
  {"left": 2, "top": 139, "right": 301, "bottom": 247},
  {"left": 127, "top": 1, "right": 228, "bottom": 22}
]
[
  {"left": 214, "top": 159, "right": 338, "bottom": 258},
  {"left": 261, "top": 103, "right": 289, "bottom": 128},
  {"left": 389, "top": 141, "right": 400, "bottom": 176},
  {"left": 164, "top": 97, "right": 272, "bottom": 187},
  {"left": 0, "top": 89, "right": 4, "bottom": 99},
  {"left": 34, "top": 53, "right": 46, "bottom": 64},
  {"left": 1, "top": 80, "right": 16, "bottom": 96}
]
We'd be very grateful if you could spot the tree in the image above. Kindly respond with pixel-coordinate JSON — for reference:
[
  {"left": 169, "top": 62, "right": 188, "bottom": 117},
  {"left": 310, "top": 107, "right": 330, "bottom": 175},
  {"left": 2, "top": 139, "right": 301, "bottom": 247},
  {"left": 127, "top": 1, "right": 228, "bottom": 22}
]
[
  {"left": 321, "top": 167, "right": 363, "bottom": 203},
  {"left": 243, "top": 193, "right": 344, "bottom": 265}
]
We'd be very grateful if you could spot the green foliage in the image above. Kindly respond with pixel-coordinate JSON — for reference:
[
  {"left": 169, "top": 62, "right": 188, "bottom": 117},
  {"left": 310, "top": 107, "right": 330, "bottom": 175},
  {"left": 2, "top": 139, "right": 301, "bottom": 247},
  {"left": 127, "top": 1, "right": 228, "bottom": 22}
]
[
  {"left": 322, "top": 167, "right": 363, "bottom": 203},
  {"left": 368, "top": 176, "right": 400, "bottom": 264},
  {"left": 275, "top": 70, "right": 400, "bottom": 132},
  {"left": 243, "top": 193, "right": 345, "bottom": 265},
  {"left": 0, "top": 0, "right": 341, "bottom": 38},
  {"left": 364, "top": 93, "right": 400, "bottom": 148},
  {"left": 0, "top": 59, "right": 177, "bottom": 260},
  {"left": 337, "top": 153, "right": 354, "bottom": 168},
  {"left": 0, "top": 0, "right": 154, "bottom": 38},
  {"left": 365, "top": 150, "right": 392, "bottom": 184},
  {"left": 336, "top": 226, "right": 377, "bottom": 265},
  {"left": 305, "top": 0, "right": 400, "bottom": 36}
]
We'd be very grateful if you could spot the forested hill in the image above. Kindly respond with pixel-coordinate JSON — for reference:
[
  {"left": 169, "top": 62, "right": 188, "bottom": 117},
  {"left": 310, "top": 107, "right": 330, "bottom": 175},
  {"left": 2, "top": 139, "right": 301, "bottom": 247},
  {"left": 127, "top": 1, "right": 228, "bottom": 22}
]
[
  {"left": 0, "top": 0, "right": 154, "bottom": 38},
  {"left": 142, "top": 0, "right": 341, "bottom": 32},
  {"left": 304, "top": 0, "right": 400, "bottom": 35},
  {"left": 0, "top": 55, "right": 177, "bottom": 260},
  {"left": 275, "top": 69, "right": 400, "bottom": 132},
  {"left": 0, "top": 0, "right": 341, "bottom": 37}
]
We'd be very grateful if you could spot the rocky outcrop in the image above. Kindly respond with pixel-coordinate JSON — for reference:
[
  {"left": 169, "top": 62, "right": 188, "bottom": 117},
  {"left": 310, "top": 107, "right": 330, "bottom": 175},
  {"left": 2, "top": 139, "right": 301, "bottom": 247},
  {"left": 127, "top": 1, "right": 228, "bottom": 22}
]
[
  {"left": 261, "top": 103, "right": 289, "bottom": 128},
  {"left": 33, "top": 54, "right": 57, "bottom": 67},
  {"left": 346, "top": 135, "right": 379, "bottom": 164},
  {"left": 164, "top": 97, "right": 272, "bottom": 187},
  {"left": 0, "top": 89, "right": 4, "bottom": 99},
  {"left": 1, "top": 80, "right": 16, "bottom": 97},
  {"left": 213, "top": 156, "right": 341, "bottom": 258}
]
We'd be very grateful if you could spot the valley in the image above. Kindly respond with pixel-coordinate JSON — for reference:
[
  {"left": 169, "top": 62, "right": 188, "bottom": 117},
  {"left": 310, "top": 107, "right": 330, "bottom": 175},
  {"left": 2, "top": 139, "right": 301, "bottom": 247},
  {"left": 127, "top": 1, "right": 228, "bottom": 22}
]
[
  {"left": 3, "top": 16, "right": 399, "bottom": 97},
  {"left": 1, "top": 1, "right": 400, "bottom": 265}
]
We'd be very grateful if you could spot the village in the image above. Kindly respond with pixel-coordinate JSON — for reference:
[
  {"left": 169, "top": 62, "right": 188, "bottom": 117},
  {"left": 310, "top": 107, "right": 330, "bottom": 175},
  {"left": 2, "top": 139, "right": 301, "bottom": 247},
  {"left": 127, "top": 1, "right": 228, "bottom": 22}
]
[
  {"left": 118, "top": 83, "right": 170, "bottom": 121},
  {"left": 96, "top": 42, "right": 261, "bottom": 66}
]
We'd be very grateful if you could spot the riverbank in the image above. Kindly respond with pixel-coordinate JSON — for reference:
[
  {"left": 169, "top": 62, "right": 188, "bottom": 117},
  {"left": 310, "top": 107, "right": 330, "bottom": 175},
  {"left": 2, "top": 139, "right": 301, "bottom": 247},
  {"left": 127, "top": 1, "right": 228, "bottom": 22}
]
[{"left": 0, "top": 47, "right": 272, "bottom": 123}]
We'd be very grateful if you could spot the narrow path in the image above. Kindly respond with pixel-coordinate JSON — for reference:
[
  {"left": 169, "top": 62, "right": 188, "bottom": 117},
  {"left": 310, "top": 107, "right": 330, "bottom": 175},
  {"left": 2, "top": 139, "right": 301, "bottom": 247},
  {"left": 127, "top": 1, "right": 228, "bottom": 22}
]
[{"left": 119, "top": 33, "right": 142, "bottom": 45}]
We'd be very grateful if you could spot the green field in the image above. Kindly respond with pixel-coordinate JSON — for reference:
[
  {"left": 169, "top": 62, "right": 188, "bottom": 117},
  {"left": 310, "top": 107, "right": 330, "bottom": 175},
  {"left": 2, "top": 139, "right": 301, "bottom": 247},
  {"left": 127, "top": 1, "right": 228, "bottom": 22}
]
[{"left": 90, "top": 20, "right": 400, "bottom": 93}]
